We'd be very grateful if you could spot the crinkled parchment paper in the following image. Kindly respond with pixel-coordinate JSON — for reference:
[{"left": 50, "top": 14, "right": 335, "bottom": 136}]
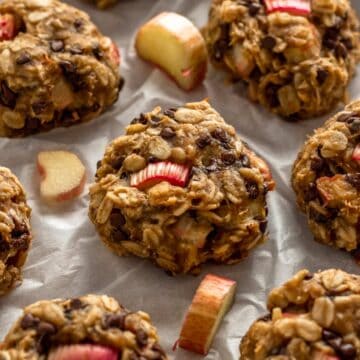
[{"left": 0, "top": 0, "right": 360, "bottom": 359}]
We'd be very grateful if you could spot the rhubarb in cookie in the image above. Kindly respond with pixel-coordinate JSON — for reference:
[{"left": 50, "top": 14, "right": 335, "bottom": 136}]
[
  {"left": 204, "top": 0, "right": 360, "bottom": 119},
  {"left": 292, "top": 100, "right": 360, "bottom": 258},
  {"left": 0, "top": 294, "right": 167, "bottom": 359},
  {"left": 89, "top": 100, "right": 275, "bottom": 274},
  {"left": 0, "top": 167, "right": 32, "bottom": 295}
]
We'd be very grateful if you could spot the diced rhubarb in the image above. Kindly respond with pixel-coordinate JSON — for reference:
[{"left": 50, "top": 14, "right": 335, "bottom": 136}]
[
  {"left": 130, "top": 161, "right": 190, "bottom": 189},
  {"left": 110, "top": 42, "right": 120, "bottom": 66},
  {"left": 0, "top": 14, "right": 17, "bottom": 41},
  {"left": 48, "top": 344, "right": 118, "bottom": 360},
  {"left": 352, "top": 144, "right": 360, "bottom": 165},
  {"left": 264, "top": 0, "right": 311, "bottom": 16}
]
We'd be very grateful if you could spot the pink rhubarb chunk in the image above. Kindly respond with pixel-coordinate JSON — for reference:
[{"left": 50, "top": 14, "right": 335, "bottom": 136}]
[
  {"left": 352, "top": 144, "right": 360, "bottom": 165},
  {"left": 264, "top": 0, "right": 311, "bottom": 16},
  {"left": 0, "top": 14, "right": 17, "bottom": 41},
  {"left": 48, "top": 344, "right": 118, "bottom": 360}
]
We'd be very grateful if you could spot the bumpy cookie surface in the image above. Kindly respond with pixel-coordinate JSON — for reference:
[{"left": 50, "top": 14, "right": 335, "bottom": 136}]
[
  {"left": 0, "top": 294, "right": 167, "bottom": 359},
  {"left": 89, "top": 100, "right": 275, "bottom": 274},
  {"left": 0, "top": 0, "right": 122, "bottom": 137},
  {"left": 292, "top": 100, "right": 359, "bottom": 255},
  {"left": 241, "top": 269, "right": 360, "bottom": 359},
  {"left": 204, "top": 0, "right": 360, "bottom": 119},
  {"left": 0, "top": 167, "right": 31, "bottom": 295}
]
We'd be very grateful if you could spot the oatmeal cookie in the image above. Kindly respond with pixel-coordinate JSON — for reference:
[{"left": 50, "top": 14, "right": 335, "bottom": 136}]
[
  {"left": 0, "top": 294, "right": 167, "bottom": 359},
  {"left": 89, "top": 100, "right": 275, "bottom": 274},
  {"left": 0, "top": 167, "right": 31, "bottom": 295},
  {"left": 0, "top": 0, "right": 122, "bottom": 137},
  {"left": 292, "top": 100, "right": 360, "bottom": 256},
  {"left": 240, "top": 269, "right": 360, "bottom": 359},
  {"left": 204, "top": 0, "right": 360, "bottom": 119}
]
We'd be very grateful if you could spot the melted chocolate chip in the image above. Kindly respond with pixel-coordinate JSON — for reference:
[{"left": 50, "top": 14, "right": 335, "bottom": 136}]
[
  {"left": 259, "top": 220, "right": 268, "bottom": 233},
  {"left": 59, "top": 61, "right": 85, "bottom": 91},
  {"left": 196, "top": 134, "right": 212, "bottom": 148},
  {"left": 110, "top": 155, "right": 124, "bottom": 170},
  {"left": 160, "top": 127, "right": 175, "bottom": 139},
  {"left": 110, "top": 210, "right": 126, "bottom": 228},
  {"left": 345, "top": 174, "right": 360, "bottom": 190},
  {"left": 211, "top": 128, "right": 229, "bottom": 143},
  {"left": 16, "top": 52, "right": 32, "bottom": 65},
  {"left": 317, "top": 69, "right": 329, "bottom": 85},
  {"left": 21, "top": 314, "right": 40, "bottom": 329},
  {"left": 112, "top": 228, "right": 127, "bottom": 242},
  {"left": 0, "top": 81, "right": 17, "bottom": 109},
  {"left": 245, "top": 181, "right": 259, "bottom": 199},
  {"left": 37, "top": 322, "right": 56, "bottom": 336},
  {"left": 136, "top": 328, "right": 148, "bottom": 347},
  {"left": 221, "top": 152, "right": 236, "bottom": 165},
  {"left": 248, "top": 3, "right": 261, "bottom": 16},
  {"left": 163, "top": 109, "right": 176, "bottom": 118},
  {"left": 69, "top": 298, "right": 83, "bottom": 310},
  {"left": 103, "top": 313, "right": 126, "bottom": 330},
  {"left": 261, "top": 35, "right": 276, "bottom": 50},
  {"left": 50, "top": 40, "right": 64, "bottom": 52},
  {"left": 310, "top": 157, "right": 325, "bottom": 172}
]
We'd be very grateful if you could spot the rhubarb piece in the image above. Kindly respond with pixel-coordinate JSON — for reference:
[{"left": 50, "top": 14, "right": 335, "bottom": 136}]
[
  {"left": 264, "top": 0, "right": 311, "bottom": 16},
  {"left": 241, "top": 269, "right": 360, "bottom": 359},
  {"left": 292, "top": 101, "right": 360, "bottom": 254},
  {"left": 0, "top": 295, "right": 167, "bottom": 359},
  {"left": 178, "top": 274, "right": 236, "bottom": 355},
  {"left": 90, "top": 100, "right": 274, "bottom": 274},
  {"left": 0, "top": 167, "right": 32, "bottom": 295},
  {"left": 0, "top": 14, "right": 17, "bottom": 41},
  {"left": 109, "top": 42, "right": 120, "bottom": 66},
  {"left": 130, "top": 161, "right": 190, "bottom": 189},
  {"left": 37, "top": 150, "right": 86, "bottom": 202},
  {"left": 135, "top": 12, "right": 207, "bottom": 91},
  {"left": 48, "top": 345, "right": 118, "bottom": 360}
]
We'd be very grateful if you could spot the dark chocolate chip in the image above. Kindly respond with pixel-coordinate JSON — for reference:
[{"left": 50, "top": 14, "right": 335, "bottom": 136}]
[
  {"left": 136, "top": 328, "right": 148, "bottom": 347},
  {"left": 110, "top": 155, "right": 124, "bottom": 170},
  {"left": 118, "top": 77, "right": 125, "bottom": 92},
  {"left": 245, "top": 181, "right": 259, "bottom": 199},
  {"left": 259, "top": 220, "right": 268, "bottom": 233},
  {"left": 211, "top": 128, "right": 228, "bottom": 143},
  {"left": 261, "top": 35, "right": 276, "bottom": 50},
  {"left": 310, "top": 157, "right": 325, "bottom": 172},
  {"left": 131, "top": 113, "right": 147, "bottom": 125},
  {"left": 196, "top": 134, "right": 212, "bottom": 149},
  {"left": 221, "top": 152, "right": 236, "bottom": 165},
  {"left": 335, "top": 42, "right": 348, "bottom": 58},
  {"left": 328, "top": 337, "right": 342, "bottom": 350},
  {"left": 323, "top": 37, "right": 336, "bottom": 50},
  {"left": 238, "top": 154, "right": 250, "bottom": 168},
  {"left": 163, "top": 109, "right": 176, "bottom": 118},
  {"left": 304, "top": 273, "right": 313, "bottom": 280},
  {"left": 110, "top": 210, "right": 126, "bottom": 227},
  {"left": 345, "top": 174, "right": 360, "bottom": 190},
  {"left": 317, "top": 69, "right": 329, "bottom": 85},
  {"left": 0, "top": 81, "right": 17, "bottom": 109},
  {"left": 16, "top": 52, "right": 32, "bottom": 65},
  {"left": 160, "top": 127, "right": 176, "bottom": 139},
  {"left": 69, "top": 298, "right": 83, "bottom": 310},
  {"left": 213, "top": 39, "right": 229, "bottom": 60},
  {"left": 32, "top": 101, "right": 48, "bottom": 115},
  {"left": 248, "top": 3, "right": 261, "bottom": 16},
  {"left": 74, "top": 19, "right": 83, "bottom": 31},
  {"left": 112, "top": 228, "right": 127, "bottom": 242},
  {"left": 50, "top": 40, "right": 64, "bottom": 52},
  {"left": 37, "top": 322, "right": 56, "bottom": 336},
  {"left": 103, "top": 313, "right": 126, "bottom": 330},
  {"left": 59, "top": 60, "right": 76, "bottom": 75},
  {"left": 338, "top": 343, "right": 356, "bottom": 358},
  {"left": 150, "top": 115, "right": 161, "bottom": 126},
  {"left": 21, "top": 314, "right": 40, "bottom": 329},
  {"left": 92, "top": 44, "right": 104, "bottom": 59},
  {"left": 148, "top": 156, "right": 158, "bottom": 163}
]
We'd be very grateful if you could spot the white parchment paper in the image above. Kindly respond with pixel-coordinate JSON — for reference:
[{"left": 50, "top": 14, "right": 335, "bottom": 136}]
[{"left": 0, "top": 0, "right": 360, "bottom": 358}]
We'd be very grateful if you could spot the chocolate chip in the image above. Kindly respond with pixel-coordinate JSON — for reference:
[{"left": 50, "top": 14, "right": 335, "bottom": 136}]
[
  {"left": 150, "top": 115, "right": 161, "bottom": 126},
  {"left": 317, "top": 69, "right": 328, "bottom": 85},
  {"left": 238, "top": 154, "right": 250, "bottom": 168},
  {"left": 245, "top": 181, "right": 259, "bottom": 199},
  {"left": 16, "top": 52, "right": 32, "bottom": 65},
  {"left": 196, "top": 134, "right": 212, "bottom": 148},
  {"left": 309, "top": 207, "right": 329, "bottom": 223},
  {"left": 221, "top": 152, "right": 236, "bottom": 165},
  {"left": 131, "top": 113, "right": 147, "bottom": 125},
  {"left": 163, "top": 109, "right": 176, "bottom": 118},
  {"left": 118, "top": 77, "right": 125, "bottom": 92},
  {"left": 343, "top": 38, "right": 353, "bottom": 50},
  {"left": 37, "top": 322, "right": 56, "bottom": 336},
  {"left": 323, "top": 37, "right": 336, "bottom": 50},
  {"left": 248, "top": 3, "right": 261, "bottom": 16},
  {"left": 345, "top": 174, "right": 360, "bottom": 190},
  {"left": 304, "top": 183, "right": 318, "bottom": 201},
  {"left": 335, "top": 42, "right": 348, "bottom": 58},
  {"left": 338, "top": 343, "right": 356, "bottom": 358},
  {"left": 32, "top": 101, "right": 48, "bottom": 115},
  {"left": 136, "top": 328, "right": 148, "bottom": 347},
  {"left": 205, "top": 160, "right": 219, "bottom": 173},
  {"left": 310, "top": 157, "right": 325, "bottom": 172},
  {"left": 211, "top": 128, "right": 228, "bottom": 143},
  {"left": 261, "top": 35, "right": 276, "bottom": 50},
  {"left": 160, "top": 127, "right": 175, "bottom": 139},
  {"left": 59, "top": 60, "right": 76, "bottom": 76},
  {"left": 12, "top": 236, "right": 29, "bottom": 250},
  {"left": 304, "top": 273, "right": 313, "bottom": 280},
  {"left": 112, "top": 228, "right": 127, "bottom": 242},
  {"left": 103, "top": 313, "right": 126, "bottom": 330},
  {"left": 328, "top": 337, "right": 342, "bottom": 350},
  {"left": 213, "top": 39, "right": 229, "bottom": 60},
  {"left": 110, "top": 210, "right": 126, "bottom": 227},
  {"left": 110, "top": 155, "right": 124, "bottom": 170},
  {"left": 92, "top": 44, "right": 104, "bottom": 59},
  {"left": 0, "top": 81, "right": 17, "bottom": 109},
  {"left": 259, "top": 220, "right": 268, "bottom": 233},
  {"left": 21, "top": 314, "right": 40, "bottom": 329},
  {"left": 69, "top": 298, "right": 83, "bottom": 310},
  {"left": 265, "top": 84, "right": 280, "bottom": 108},
  {"left": 349, "top": 119, "right": 360, "bottom": 133},
  {"left": 74, "top": 19, "right": 83, "bottom": 31},
  {"left": 257, "top": 313, "right": 271, "bottom": 322},
  {"left": 148, "top": 156, "right": 158, "bottom": 163},
  {"left": 50, "top": 40, "right": 64, "bottom": 52}
]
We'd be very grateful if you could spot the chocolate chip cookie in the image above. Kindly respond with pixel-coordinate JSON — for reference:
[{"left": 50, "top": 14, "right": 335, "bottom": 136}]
[
  {"left": 241, "top": 269, "right": 360, "bottom": 359},
  {"left": 0, "top": 294, "right": 167, "bottom": 359},
  {"left": 89, "top": 100, "right": 275, "bottom": 274},
  {"left": 204, "top": 0, "right": 360, "bottom": 119},
  {"left": 0, "top": 0, "right": 122, "bottom": 137},
  {"left": 292, "top": 100, "right": 360, "bottom": 257},
  {"left": 0, "top": 167, "right": 31, "bottom": 295}
]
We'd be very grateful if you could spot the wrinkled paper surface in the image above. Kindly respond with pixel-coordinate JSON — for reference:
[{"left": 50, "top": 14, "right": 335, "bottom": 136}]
[{"left": 0, "top": 0, "right": 360, "bottom": 359}]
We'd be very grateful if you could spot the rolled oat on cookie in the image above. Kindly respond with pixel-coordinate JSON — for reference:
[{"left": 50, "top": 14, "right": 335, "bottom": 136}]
[{"left": 89, "top": 100, "right": 275, "bottom": 274}]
